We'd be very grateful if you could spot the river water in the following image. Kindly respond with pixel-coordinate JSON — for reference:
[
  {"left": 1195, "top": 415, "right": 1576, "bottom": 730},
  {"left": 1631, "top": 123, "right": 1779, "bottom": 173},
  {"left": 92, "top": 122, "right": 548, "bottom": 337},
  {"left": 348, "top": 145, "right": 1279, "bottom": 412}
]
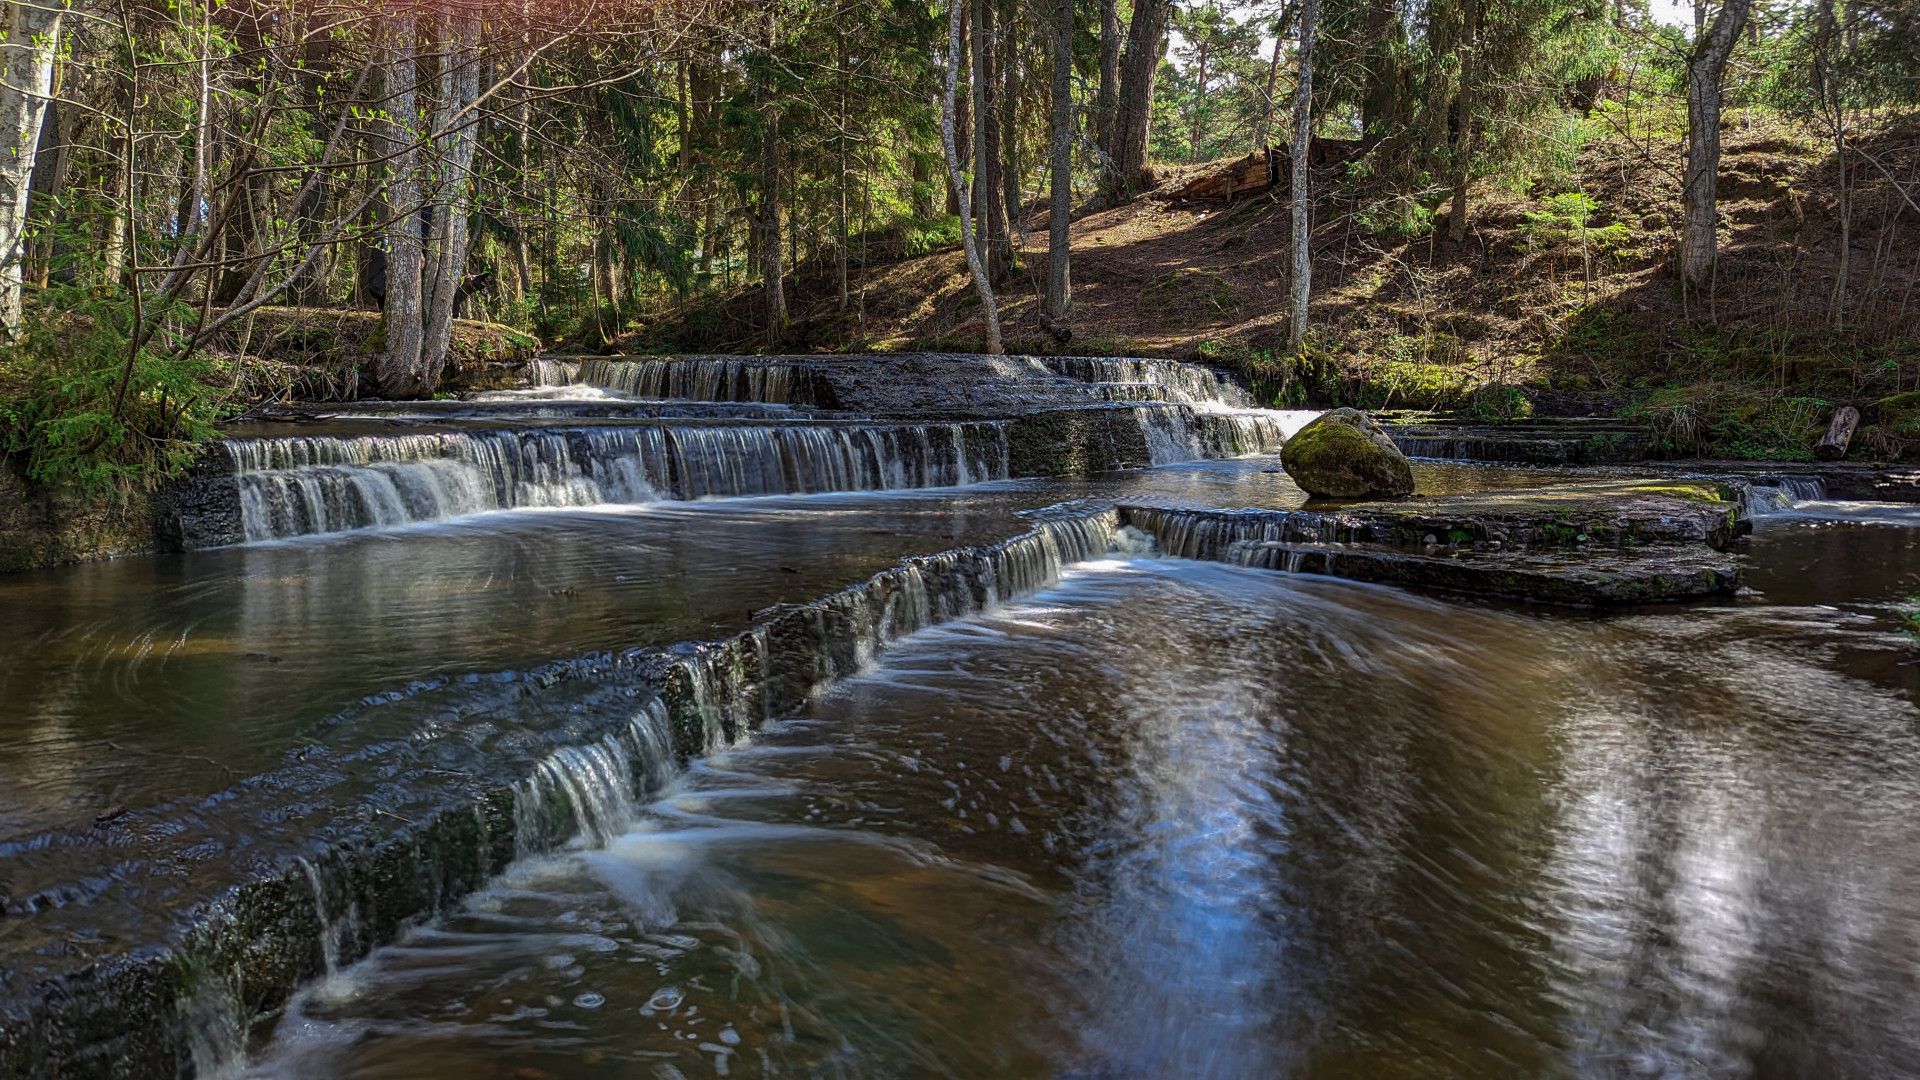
[
  {"left": 7, "top": 359, "right": 1920, "bottom": 1079},
  {"left": 250, "top": 517, "right": 1920, "bottom": 1078}
]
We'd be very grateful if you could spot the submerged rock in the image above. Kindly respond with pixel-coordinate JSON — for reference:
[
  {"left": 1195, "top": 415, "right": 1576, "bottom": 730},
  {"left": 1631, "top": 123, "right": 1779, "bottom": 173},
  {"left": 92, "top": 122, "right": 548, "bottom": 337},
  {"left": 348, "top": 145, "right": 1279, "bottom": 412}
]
[{"left": 1282, "top": 408, "right": 1415, "bottom": 498}]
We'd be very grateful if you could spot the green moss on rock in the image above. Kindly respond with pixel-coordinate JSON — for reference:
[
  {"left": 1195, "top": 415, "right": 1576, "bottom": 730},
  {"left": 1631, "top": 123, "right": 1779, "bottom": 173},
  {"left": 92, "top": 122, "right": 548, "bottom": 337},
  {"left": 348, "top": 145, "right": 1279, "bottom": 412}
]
[{"left": 1282, "top": 407, "right": 1416, "bottom": 498}]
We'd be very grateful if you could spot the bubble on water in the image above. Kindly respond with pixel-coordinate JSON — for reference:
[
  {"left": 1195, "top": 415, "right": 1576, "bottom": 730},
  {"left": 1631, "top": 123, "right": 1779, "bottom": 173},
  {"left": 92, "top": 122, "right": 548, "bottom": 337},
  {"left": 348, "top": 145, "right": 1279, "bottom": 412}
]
[
  {"left": 718, "top": 1027, "right": 741, "bottom": 1046},
  {"left": 647, "top": 986, "right": 685, "bottom": 1012},
  {"left": 573, "top": 992, "right": 605, "bottom": 1010},
  {"left": 543, "top": 954, "right": 575, "bottom": 970}
]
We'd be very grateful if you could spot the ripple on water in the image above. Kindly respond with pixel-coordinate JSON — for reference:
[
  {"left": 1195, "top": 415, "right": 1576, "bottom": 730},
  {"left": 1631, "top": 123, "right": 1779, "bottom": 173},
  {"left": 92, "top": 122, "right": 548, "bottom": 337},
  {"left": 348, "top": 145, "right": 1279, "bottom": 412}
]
[{"left": 244, "top": 548, "right": 1920, "bottom": 1078}]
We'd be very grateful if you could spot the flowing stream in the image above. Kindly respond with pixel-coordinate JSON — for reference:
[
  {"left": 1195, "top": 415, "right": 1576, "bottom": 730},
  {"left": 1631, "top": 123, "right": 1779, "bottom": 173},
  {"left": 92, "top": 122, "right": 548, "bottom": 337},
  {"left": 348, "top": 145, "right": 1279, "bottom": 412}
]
[
  {"left": 6, "top": 356, "right": 1920, "bottom": 1079},
  {"left": 251, "top": 553, "right": 1920, "bottom": 1078}
]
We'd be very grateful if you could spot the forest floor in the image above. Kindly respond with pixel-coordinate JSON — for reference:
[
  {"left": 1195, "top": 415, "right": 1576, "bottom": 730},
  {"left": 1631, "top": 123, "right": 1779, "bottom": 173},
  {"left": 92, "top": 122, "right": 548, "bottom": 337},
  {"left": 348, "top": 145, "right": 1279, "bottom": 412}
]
[{"left": 631, "top": 110, "right": 1920, "bottom": 460}]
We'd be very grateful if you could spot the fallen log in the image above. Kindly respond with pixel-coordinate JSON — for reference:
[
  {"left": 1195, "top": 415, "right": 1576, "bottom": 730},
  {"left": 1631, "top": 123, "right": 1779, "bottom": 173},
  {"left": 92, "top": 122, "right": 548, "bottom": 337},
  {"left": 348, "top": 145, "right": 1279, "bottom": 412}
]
[
  {"left": 1815, "top": 405, "right": 1860, "bottom": 461},
  {"left": 1171, "top": 148, "right": 1280, "bottom": 202},
  {"left": 1167, "top": 138, "right": 1366, "bottom": 202}
]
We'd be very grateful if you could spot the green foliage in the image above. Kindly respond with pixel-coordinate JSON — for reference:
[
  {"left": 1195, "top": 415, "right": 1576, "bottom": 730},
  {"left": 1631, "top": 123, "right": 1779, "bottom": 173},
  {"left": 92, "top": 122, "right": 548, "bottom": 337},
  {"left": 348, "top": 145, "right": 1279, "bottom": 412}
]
[
  {"left": 1470, "top": 383, "right": 1535, "bottom": 422},
  {"left": 1153, "top": 2, "right": 1273, "bottom": 164},
  {"left": 1, "top": 287, "right": 228, "bottom": 495},
  {"left": 1356, "top": 196, "right": 1437, "bottom": 241},
  {"left": 1197, "top": 339, "right": 1311, "bottom": 407},
  {"left": 1521, "top": 192, "right": 1631, "bottom": 253},
  {"left": 899, "top": 215, "right": 961, "bottom": 257},
  {"left": 1627, "top": 383, "right": 1829, "bottom": 460}
]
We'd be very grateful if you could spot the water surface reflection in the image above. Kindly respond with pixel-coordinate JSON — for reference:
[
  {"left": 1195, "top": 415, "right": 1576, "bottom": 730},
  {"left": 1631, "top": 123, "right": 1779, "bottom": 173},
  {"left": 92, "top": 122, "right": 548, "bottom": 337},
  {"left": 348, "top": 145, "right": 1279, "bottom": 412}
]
[{"left": 256, "top": 557, "right": 1920, "bottom": 1077}]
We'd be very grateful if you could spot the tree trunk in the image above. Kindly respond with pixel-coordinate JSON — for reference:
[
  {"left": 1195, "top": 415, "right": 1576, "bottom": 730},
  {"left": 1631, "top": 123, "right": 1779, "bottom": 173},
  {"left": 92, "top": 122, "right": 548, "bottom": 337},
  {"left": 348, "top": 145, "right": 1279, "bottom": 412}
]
[
  {"left": 759, "top": 16, "right": 787, "bottom": 343},
  {"left": 1679, "top": 0, "right": 1753, "bottom": 295},
  {"left": 1095, "top": 0, "right": 1121, "bottom": 154},
  {"left": 836, "top": 29, "right": 851, "bottom": 311},
  {"left": 27, "top": 97, "right": 78, "bottom": 288},
  {"left": 1046, "top": 0, "right": 1072, "bottom": 319},
  {"left": 1189, "top": 40, "right": 1210, "bottom": 162},
  {"left": 377, "top": 13, "right": 428, "bottom": 398},
  {"left": 1446, "top": 0, "right": 1478, "bottom": 242},
  {"left": 421, "top": 11, "right": 481, "bottom": 379},
  {"left": 1259, "top": 27, "right": 1285, "bottom": 147},
  {"left": 998, "top": 0, "right": 1022, "bottom": 238},
  {"left": 940, "top": 0, "right": 1001, "bottom": 354},
  {"left": 1108, "top": 0, "right": 1170, "bottom": 201},
  {"left": 101, "top": 132, "right": 128, "bottom": 289},
  {"left": 910, "top": 154, "right": 935, "bottom": 218},
  {"left": 1361, "top": 0, "right": 1407, "bottom": 144},
  {"left": 1288, "top": 0, "right": 1319, "bottom": 353},
  {"left": 0, "top": 0, "right": 68, "bottom": 330},
  {"left": 972, "top": 0, "right": 1009, "bottom": 279}
]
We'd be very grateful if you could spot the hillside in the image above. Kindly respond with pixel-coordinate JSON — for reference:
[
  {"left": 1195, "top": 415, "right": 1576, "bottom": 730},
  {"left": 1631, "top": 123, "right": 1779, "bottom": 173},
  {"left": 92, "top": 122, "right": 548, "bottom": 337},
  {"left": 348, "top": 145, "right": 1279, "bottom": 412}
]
[{"left": 632, "top": 116, "right": 1920, "bottom": 460}]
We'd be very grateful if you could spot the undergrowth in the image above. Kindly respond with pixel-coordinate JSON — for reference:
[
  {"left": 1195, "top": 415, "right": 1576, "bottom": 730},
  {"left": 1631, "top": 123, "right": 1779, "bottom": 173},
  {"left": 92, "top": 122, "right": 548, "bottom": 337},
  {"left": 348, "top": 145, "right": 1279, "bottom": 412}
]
[{"left": 0, "top": 284, "right": 235, "bottom": 496}]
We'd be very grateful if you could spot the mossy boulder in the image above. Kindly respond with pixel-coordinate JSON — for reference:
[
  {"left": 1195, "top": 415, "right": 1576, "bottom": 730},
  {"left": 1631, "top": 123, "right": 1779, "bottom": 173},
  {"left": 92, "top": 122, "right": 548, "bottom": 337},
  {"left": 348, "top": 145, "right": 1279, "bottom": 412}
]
[{"left": 1282, "top": 408, "right": 1415, "bottom": 498}]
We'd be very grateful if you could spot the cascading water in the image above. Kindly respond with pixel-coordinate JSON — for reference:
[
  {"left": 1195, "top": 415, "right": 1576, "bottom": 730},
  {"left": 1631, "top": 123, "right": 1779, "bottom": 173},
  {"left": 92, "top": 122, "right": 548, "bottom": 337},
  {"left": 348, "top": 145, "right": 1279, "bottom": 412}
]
[
  {"left": 224, "top": 421, "right": 1007, "bottom": 541},
  {"left": 1741, "top": 475, "right": 1829, "bottom": 516},
  {"left": 1132, "top": 406, "right": 1314, "bottom": 465},
  {"left": 513, "top": 700, "right": 678, "bottom": 856},
  {"left": 1036, "top": 356, "right": 1254, "bottom": 407},
  {"left": 1119, "top": 505, "right": 1368, "bottom": 561},
  {"left": 537, "top": 357, "right": 799, "bottom": 403},
  {"left": 296, "top": 856, "right": 361, "bottom": 977}
]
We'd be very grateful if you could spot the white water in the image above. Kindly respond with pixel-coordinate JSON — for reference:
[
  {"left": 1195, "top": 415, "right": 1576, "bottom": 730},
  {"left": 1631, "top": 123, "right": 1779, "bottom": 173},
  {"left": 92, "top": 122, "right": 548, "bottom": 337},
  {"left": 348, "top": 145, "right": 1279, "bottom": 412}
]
[
  {"left": 227, "top": 422, "right": 1007, "bottom": 541},
  {"left": 1134, "top": 406, "right": 1317, "bottom": 465},
  {"left": 1740, "top": 476, "right": 1830, "bottom": 517},
  {"left": 535, "top": 357, "right": 797, "bottom": 403}
]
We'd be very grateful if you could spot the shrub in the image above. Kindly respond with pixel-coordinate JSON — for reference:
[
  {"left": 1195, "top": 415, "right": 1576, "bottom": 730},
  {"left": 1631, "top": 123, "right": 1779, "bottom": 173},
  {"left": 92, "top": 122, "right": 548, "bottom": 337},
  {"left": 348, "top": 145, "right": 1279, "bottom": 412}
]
[{"left": 1, "top": 286, "right": 230, "bottom": 495}]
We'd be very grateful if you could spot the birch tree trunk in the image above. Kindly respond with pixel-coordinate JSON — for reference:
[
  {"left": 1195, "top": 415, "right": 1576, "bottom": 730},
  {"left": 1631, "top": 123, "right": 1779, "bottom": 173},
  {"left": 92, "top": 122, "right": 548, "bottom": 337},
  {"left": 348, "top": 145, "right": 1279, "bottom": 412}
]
[
  {"left": 0, "top": 0, "right": 66, "bottom": 327},
  {"left": 1679, "top": 0, "right": 1753, "bottom": 295},
  {"left": 940, "top": 0, "right": 1000, "bottom": 354},
  {"left": 1045, "top": 0, "right": 1071, "bottom": 319},
  {"left": 1288, "top": 0, "right": 1319, "bottom": 353},
  {"left": 377, "top": 14, "right": 428, "bottom": 398},
  {"left": 423, "top": 10, "right": 481, "bottom": 380}
]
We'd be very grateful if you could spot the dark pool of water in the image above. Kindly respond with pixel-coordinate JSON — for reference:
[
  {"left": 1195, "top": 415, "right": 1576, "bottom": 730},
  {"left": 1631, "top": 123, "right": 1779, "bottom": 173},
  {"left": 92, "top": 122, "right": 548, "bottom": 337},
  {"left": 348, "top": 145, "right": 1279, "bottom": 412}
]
[{"left": 251, "top": 552, "right": 1920, "bottom": 1078}]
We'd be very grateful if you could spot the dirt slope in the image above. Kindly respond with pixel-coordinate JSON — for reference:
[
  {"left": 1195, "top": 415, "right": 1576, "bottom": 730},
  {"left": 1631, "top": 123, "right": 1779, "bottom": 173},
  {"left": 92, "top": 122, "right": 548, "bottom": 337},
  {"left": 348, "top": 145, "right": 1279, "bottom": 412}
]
[{"left": 633, "top": 117, "right": 1920, "bottom": 454}]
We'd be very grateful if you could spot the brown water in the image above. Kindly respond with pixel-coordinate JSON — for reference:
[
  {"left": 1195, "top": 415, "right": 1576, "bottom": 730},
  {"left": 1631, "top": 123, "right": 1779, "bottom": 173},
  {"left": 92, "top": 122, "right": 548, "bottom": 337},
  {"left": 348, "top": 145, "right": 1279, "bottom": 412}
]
[
  {"left": 0, "top": 458, "right": 1567, "bottom": 844},
  {"left": 249, "top": 523, "right": 1920, "bottom": 1079}
]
